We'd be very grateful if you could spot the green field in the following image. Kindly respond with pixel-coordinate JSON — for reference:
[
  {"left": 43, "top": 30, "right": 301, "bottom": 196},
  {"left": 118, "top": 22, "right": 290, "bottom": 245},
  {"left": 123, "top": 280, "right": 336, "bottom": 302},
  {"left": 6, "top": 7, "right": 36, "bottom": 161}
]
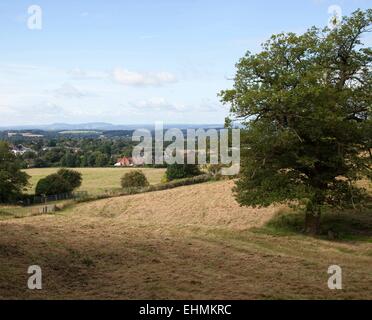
[{"left": 24, "top": 167, "right": 166, "bottom": 196}]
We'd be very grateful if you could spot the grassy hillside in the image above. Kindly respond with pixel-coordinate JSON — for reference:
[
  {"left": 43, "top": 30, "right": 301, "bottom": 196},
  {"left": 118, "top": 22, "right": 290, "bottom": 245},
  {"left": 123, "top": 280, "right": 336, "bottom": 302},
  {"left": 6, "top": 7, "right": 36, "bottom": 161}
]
[{"left": 0, "top": 180, "right": 371, "bottom": 299}]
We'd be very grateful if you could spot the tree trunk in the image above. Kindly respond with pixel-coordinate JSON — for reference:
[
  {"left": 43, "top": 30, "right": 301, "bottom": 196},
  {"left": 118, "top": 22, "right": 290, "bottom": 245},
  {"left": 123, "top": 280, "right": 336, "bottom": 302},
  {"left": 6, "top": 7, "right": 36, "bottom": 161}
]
[
  {"left": 304, "top": 188, "right": 325, "bottom": 235},
  {"left": 305, "top": 211, "right": 321, "bottom": 235}
]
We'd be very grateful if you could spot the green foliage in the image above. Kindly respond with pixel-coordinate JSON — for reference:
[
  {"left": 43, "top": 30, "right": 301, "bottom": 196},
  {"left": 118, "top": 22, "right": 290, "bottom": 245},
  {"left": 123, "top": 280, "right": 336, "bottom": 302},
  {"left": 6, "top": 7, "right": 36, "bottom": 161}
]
[
  {"left": 157, "top": 174, "right": 212, "bottom": 190},
  {"left": 35, "top": 173, "right": 73, "bottom": 196},
  {"left": 224, "top": 117, "right": 233, "bottom": 129},
  {"left": 122, "top": 174, "right": 212, "bottom": 195},
  {"left": 0, "top": 141, "right": 30, "bottom": 203},
  {"left": 88, "top": 151, "right": 109, "bottom": 167},
  {"left": 8, "top": 133, "right": 137, "bottom": 168},
  {"left": 57, "top": 169, "right": 82, "bottom": 190},
  {"left": 166, "top": 163, "right": 201, "bottom": 181},
  {"left": 261, "top": 208, "right": 372, "bottom": 241},
  {"left": 35, "top": 169, "right": 83, "bottom": 196},
  {"left": 161, "top": 173, "right": 168, "bottom": 183},
  {"left": 121, "top": 170, "right": 150, "bottom": 189},
  {"left": 61, "top": 152, "right": 79, "bottom": 167},
  {"left": 220, "top": 10, "right": 372, "bottom": 231},
  {"left": 204, "top": 164, "right": 226, "bottom": 179}
]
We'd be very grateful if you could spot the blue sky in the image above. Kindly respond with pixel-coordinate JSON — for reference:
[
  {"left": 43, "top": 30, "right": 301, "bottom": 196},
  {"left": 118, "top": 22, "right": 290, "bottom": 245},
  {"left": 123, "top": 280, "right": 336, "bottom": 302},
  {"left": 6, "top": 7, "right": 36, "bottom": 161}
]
[{"left": 0, "top": 0, "right": 370, "bottom": 126}]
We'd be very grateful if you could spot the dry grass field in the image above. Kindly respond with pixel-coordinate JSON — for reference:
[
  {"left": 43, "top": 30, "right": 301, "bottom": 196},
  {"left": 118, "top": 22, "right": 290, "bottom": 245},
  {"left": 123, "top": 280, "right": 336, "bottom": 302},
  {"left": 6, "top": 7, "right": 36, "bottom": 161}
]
[
  {"left": 23, "top": 167, "right": 166, "bottom": 195},
  {"left": 0, "top": 180, "right": 371, "bottom": 300}
]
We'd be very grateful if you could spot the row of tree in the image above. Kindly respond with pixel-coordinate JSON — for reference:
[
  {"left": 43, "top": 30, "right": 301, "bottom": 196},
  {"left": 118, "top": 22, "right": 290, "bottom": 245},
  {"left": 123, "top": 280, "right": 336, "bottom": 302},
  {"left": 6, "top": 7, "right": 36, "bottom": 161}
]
[{"left": 8, "top": 137, "right": 135, "bottom": 168}]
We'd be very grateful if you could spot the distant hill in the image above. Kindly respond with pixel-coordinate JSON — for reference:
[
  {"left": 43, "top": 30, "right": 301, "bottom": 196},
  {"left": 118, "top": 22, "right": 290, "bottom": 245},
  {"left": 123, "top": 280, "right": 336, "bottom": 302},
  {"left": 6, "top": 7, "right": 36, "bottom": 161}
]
[{"left": 0, "top": 122, "right": 224, "bottom": 131}]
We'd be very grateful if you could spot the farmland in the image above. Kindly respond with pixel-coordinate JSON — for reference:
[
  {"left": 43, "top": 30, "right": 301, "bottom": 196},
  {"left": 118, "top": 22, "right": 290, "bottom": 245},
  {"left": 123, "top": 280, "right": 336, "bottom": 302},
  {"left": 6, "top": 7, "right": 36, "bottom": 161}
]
[
  {"left": 23, "top": 167, "right": 166, "bottom": 195},
  {"left": 0, "top": 180, "right": 371, "bottom": 299},
  {"left": 0, "top": 167, "right": 165, "bottom": 219}
]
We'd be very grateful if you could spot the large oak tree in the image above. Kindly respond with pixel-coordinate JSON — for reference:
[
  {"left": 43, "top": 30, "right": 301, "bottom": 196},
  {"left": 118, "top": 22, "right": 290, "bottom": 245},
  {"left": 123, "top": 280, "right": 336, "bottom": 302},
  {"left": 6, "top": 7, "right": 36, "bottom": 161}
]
[{"left": 220, "top": 10, "right": 372, "bottom": 234}]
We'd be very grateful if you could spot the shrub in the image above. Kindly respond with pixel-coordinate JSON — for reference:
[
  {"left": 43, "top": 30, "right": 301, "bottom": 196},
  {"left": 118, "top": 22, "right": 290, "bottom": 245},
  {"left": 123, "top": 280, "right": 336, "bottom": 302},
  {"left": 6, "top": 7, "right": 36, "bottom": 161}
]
[
  {"left": 35, "top": 174, "right": 72, "bottom": 196},
  {"left": 204, "top": 164, "right": 225, "bottom": 178},
  {"left": 57, "top": 169, "right": 82, "bottom": 190},
  {"left": 121, "top": 170, "right": 149, "bottom": 189},
  {"left": 165, "top": 164, "right": 201, "bottom": 181}
]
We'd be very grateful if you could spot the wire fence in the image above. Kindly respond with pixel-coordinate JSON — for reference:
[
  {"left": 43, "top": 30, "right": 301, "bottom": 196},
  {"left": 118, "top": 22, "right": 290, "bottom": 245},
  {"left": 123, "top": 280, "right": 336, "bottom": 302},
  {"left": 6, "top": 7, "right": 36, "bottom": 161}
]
[
  {"left": 30, "top": 204, "right": 58, "bottom": 215},
  {"left": 17, "top": 191, "right": 89, "bottom": 207}
]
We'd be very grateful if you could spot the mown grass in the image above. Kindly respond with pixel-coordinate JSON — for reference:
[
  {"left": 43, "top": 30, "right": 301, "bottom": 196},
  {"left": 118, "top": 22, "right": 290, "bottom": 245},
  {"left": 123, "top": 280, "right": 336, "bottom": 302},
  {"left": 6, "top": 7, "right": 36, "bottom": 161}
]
[
  {"left": 0, "top": 200, "right": 75, "bottom": 220},
  {"left": 0, "top": 174, "right": 215, "bottom": 220},
  {"left": 0, "top": 180, "right": 371, "bottom": 299}
]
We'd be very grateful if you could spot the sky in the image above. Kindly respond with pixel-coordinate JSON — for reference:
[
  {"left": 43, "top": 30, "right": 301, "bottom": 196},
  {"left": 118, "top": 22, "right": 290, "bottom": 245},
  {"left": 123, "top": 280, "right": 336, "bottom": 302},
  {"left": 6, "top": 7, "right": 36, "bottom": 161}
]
[{"left": 0, "top": 0, "right": 370, "bottom": 126}]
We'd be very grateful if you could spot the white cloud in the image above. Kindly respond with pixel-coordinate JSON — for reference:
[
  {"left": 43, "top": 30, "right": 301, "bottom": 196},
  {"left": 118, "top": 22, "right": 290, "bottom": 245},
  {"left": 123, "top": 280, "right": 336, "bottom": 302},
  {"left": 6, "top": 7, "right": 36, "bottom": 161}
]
[
  {"left": 68, "top": 68, "right": 108, "bottom": 80},
  {"left": 198, "top": 99, "right": 227, "bottom": 112},
  {"left": 0, "top": 101, "right": 65, "bottom": 125},
  {"left": 30, "top": 101, "right": 65, "bottom": 116},
  {"left": 68, "top": 67, "right": 177, "bottom": 87},
  {"left": 113, "top": 68, "right": 177, "bottom": 86},
  {"left": 53, "top": 83, "right": 89, "bottom": 99},
  {"left": 128, "top": 97, "right": 225, "bottom": 114},
  {"left": 130, "top": 97, "right": 186, "bottom": 112}
]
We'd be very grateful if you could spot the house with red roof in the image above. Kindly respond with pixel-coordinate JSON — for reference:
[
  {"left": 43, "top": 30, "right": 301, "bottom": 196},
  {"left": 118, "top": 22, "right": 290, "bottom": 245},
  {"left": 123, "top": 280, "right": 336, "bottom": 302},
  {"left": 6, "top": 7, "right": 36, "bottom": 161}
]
[{"left": 114, "top": 156, "right": 145, "bottom": 167}]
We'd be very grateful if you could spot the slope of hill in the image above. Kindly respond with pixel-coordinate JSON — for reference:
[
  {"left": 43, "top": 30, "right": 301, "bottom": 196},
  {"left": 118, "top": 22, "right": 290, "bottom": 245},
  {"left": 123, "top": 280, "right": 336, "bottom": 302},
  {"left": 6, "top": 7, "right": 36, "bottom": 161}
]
[
  {"left": 72, "top": 180, "right": 282, "bottom": 229},
  {"left": 0, "top": 180, "right": 371, "bottom": 299}
]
